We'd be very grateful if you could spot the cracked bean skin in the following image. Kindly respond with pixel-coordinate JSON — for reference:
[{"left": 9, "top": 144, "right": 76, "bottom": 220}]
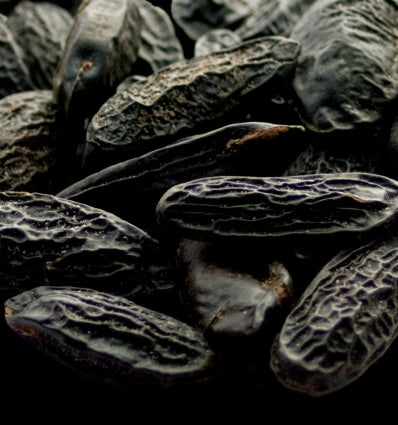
[
  {"left": 156, "top": 172, "right": 398, "bottom": 241},
  {"left": 0, "top": 191, "right": 176, "bottom": 304},
  {"left": 4, "top": 286, "right": 216, "bottom": 389},
  {"left": 270, "top": 233, "right": 398, "bottom": 397}
]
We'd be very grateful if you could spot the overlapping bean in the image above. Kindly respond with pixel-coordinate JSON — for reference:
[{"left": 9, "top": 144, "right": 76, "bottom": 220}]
[{"left": 1, "top": 0, "right": 398, "bottom": 408}]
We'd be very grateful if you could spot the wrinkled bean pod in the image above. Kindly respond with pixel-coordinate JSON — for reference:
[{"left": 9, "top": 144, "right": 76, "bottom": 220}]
[
  {"left": 0, "top": 191, "right": 176, "bottom": 303},
  {"left": 236, "top": 0, "right": 317, "bottom": 40},
  {"left": 156, "top": 172, "right": 398, "bottom": 241},
  {"left": 270, "top": 233, "right": 398, "bottom": 396},
  {"left": 137, "top": 0, "right": 184, "bottom": 72},
  {"left": 57, "top": 121, "right": 304, "bottom": 233},
  {"left": 7, "top": 1, "right": 73, "bottom": 89},
  {"left": 85, "top": 35, "right": 300, "bottom": 169},
  {"left": 290, "top": 0, "right": 398, "bottom": 132},
  {"left": 5, "top": 286, "right": 216, "bottom": 388},
  {"left": 0, "top": 13, "right": 34, "bottom": 98},
  {"left": 0, "top": 90, "right": 62, "bottom": 192},
  {"left": 171, "top": 0, "right": 260, "bottom": 41}
]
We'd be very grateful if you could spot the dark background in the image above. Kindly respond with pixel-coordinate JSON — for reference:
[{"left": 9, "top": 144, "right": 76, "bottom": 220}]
[{"left": 3, "top": 316, "right": 397, "bottom": 420}]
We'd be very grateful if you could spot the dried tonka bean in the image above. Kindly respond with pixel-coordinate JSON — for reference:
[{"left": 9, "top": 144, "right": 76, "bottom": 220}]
[
  {"left": 7, "top": 1, "right": 73, "bottom": 90},
  {"left": 235, "top": 0, "right": 318, "bottom": 40},
  {"left": 0, "top": 13, "right": 34, "bottom": 98},
  {"left": 0, "top": 90, "right": 64, "bottom": 193},
  {"left": 5, "top": 286, "right": 216, "bottom": 388},
  {"left": 137, "top": 0, "right": 184, "bottom": 73},
  {"left": 171, "top": 0, "right": 261, "bottom": 40},
  {"left": 289, "top": 0, "right": 398, "bottom": 132},
  {"left": 0, "top": 191, "right": 176, "bottom": 303},
  {"left": 177, "top": 239, "right": 293, "bottom": 340},
  {"left": 57, "top": 121, "right": 305, "bottom": 233},
  {"left": 53, "top": 0, "right": 142, "bottom": 133},
  {"left": 270, "top": 233, "right": 398, "bottom": 396},
  {"left": 85, "top": 36, "right": 300, "bottom": 169},
  {"left": 156, "top": 173, "right": 398, "bottom": 241}
]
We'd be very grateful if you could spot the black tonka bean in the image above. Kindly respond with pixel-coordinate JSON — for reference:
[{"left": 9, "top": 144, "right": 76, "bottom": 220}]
[
  {"left": 156, "top": 173, "right": 398, "bottom": 241},
  {"left": 5, "top": 285, "right": 216, "bottom": 388},
  {"left": 289, "top": 0, "right": 398, "bottom": 132},
  {"left": 270, "top": 232, "right": 398, "bottom": 397},
  {"left": 235, "top": 0, "right": 318, "bottom": 40},
  {"left": 283, "top": 132, "right": 382, "bottom": 176},
  {"left": 52, "top": 0, "right": 142, "bottom": 136},
  {"left": 57, "top": 121, "right": 305, "bottom": 233},
  {"left": 0, "top": 13, "right": 34, "bottom": 98},
  {"left": 84, "top": 36, "right": 300, "bottom": 170},
  {"left": 171, "top": 0, "right": 260, "bottom": 41},
  {"left": 194, "top": 29, "right": 242, "bottom": 57},
  {"left": 0, "top": 90, "right": 65, "bottom": 193},
  {"left": 7, "top": 1, "right": 73, "bottom": 90},
  {"left": 177, "top": 238, "right": 293, "bottom": 340},
  {"left": 136, "top": 0, "right": 184, "bottom": 73},
  {"left": 0, "top": 191, "right": 176, "bottom": 304}
]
